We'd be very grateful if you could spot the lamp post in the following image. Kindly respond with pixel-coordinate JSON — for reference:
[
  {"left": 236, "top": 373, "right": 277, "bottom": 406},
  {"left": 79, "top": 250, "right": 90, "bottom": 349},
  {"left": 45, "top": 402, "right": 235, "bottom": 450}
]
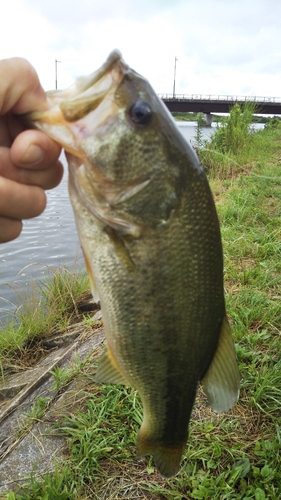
[
  {"left": 173, "top": 57, "right": 178, "bottom": 98},
  {"left": 55, "top": 59, "right": 61, "bottom": 89}
]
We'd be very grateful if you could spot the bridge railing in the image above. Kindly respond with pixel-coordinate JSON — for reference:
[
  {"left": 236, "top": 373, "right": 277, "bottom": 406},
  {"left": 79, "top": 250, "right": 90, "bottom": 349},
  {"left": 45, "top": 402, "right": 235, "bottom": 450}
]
[{"left": 159, "top": 94, "right": 281, "bottom": 103}]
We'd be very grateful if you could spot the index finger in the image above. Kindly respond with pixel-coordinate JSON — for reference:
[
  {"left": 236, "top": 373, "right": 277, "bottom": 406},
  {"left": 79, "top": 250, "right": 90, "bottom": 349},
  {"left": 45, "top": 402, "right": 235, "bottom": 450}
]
[{"left": 0, "top": 57, "right": 48, "bottom": 116}]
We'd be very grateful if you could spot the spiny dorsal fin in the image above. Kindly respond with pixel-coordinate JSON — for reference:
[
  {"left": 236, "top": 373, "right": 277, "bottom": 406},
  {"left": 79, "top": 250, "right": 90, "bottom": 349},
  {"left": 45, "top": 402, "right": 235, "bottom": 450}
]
[
  {"left": 201, "top": 315, "right": 240, "bottom": 413},
  {"left": 94, "top": 347, "right": 129, "bottom": 386}
]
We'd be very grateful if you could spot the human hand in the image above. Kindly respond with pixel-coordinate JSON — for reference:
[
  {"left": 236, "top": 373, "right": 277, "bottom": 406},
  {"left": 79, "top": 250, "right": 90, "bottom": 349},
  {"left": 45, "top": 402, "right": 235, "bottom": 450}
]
[{"left": 0, "top": 57, "right": 64, "bottom": 243}]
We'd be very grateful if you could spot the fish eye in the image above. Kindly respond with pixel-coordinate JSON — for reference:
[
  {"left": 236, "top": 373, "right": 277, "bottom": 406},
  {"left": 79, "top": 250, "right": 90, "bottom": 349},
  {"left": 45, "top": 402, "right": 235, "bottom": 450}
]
[{"left": 129, "top": 100, "right": 153, "bottom": 126}]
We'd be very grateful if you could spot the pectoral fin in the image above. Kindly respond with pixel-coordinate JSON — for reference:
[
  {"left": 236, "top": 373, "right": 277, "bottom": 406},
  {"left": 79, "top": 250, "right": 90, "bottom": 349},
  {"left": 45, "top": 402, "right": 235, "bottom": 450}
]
[
  {"left": 94, "top": 347, "right": 129, "bottom": 386},
  {"left": 201, "top": 315, "right": 240, "bottom": 413},
  {"left": 81, "top": 247, "right": 100, "bottom": 303}
]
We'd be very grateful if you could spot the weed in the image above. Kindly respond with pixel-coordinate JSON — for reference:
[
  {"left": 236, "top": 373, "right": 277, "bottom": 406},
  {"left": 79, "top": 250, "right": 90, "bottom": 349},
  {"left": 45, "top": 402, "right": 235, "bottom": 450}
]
[
  {"left": 209, "top": 101, "right": 257, "bottom": 155},
  {"left": 194, "top": 113, "right": 205, "bottom": 148},
  {"left": 16, "top": 397, "right": 51, "bottom": 438},
  {"left": 0, "top": 262, "right": 90, "bottom": 369},
  {"left": 7, "top": 463, "right": 72, "bottom": 500},
  {"left": 50, "top": 352, "right": 93, "bottom": 391}
]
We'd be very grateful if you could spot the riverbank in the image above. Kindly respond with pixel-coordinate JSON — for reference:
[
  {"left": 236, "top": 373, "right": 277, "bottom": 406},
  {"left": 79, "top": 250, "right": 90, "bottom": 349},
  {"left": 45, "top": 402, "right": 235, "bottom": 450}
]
[
  {"left": 1, "top": 122, "right": 281, "bottom": 498},
  {"left": 172, "top": 111, "right": 279, "bottom": 124}
]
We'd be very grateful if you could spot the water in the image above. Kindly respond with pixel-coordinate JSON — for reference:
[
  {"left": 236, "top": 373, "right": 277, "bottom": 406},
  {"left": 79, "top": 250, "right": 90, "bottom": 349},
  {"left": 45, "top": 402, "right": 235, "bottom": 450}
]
[
  {"left": 0, "top": 152, "right": 81, "bottom": 322},
  {"left": 177, "top": 120, "right": 218, "bottom": 143},
  {"left": 177, "top": 120, "right": 264, "bottom": 143},
  {"left": 0, "top": 121, "right": 262, "bottom": 321}
]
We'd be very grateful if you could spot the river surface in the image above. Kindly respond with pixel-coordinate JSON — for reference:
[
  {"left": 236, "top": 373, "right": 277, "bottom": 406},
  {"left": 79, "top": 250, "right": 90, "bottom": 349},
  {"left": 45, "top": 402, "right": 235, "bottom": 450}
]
[{"left": 0, "top": 121, "right": 260, "bottom": 322}]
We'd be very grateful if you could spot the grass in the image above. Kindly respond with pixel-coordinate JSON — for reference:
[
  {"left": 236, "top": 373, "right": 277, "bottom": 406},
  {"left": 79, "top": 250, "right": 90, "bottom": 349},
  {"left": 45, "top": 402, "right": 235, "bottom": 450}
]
[
  {"left": 2, "top": 118, "right": 281, "bottom": 498},
  {"left": 199, "top": 108, "right": 281, "bottom": 180},
  {"left": 0, "top": 261, "right": 90, "bottom": 373}
]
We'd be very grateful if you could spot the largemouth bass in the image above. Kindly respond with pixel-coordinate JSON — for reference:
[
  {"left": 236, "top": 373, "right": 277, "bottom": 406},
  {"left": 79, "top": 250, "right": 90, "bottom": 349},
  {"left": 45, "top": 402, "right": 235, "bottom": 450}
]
[{"left": 26, "top": 50, "right": 239, "bottom": 478}]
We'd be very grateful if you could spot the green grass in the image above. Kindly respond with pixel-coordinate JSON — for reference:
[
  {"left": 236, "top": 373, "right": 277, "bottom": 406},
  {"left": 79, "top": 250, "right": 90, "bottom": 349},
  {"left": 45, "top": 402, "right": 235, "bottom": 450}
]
[
  {"left": 2, "top": 123, "right": 281, "bottom": 498},
  {"left": 200, "top": 113, "right": 281, "bottom": 180},
  {"left": 0, "top": 261, "right": 90, "bottom": 371}
]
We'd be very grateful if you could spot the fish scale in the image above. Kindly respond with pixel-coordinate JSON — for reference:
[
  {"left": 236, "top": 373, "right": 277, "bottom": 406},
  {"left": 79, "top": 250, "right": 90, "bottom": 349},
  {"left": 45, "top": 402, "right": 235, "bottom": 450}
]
[{"left": 25, "top": 49, "right": 240, "bottom": 478}]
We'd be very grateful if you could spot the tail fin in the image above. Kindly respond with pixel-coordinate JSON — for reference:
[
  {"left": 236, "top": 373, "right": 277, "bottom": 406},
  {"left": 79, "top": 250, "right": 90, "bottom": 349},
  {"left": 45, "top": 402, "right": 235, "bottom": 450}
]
[{"left": 137, "top": 428, "right": 186, "bottom": 479}]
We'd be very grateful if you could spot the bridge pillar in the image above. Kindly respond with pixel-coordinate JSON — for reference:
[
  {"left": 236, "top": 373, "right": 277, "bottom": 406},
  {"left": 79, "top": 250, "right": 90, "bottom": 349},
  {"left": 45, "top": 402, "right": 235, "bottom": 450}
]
[{"left": 204, "top": 113, "right": 213, "bottom": 126}]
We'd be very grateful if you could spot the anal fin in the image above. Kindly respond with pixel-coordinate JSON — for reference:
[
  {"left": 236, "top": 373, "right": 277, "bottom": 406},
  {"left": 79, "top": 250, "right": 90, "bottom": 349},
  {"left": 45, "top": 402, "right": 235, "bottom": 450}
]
[{"left": 201, "top": 315, "right": 240, "bottom": 413}]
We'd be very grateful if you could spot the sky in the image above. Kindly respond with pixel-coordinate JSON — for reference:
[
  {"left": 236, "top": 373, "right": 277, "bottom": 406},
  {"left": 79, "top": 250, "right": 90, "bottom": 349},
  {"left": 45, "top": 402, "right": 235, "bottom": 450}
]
[{"left": 1, "top": 0, "right": 281, "bottom": 99}]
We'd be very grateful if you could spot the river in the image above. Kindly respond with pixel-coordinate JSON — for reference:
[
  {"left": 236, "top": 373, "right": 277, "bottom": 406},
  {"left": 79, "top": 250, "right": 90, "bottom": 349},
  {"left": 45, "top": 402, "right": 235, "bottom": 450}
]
[{"left": 0, "top": 121, "right": 258, "bottom": 322}]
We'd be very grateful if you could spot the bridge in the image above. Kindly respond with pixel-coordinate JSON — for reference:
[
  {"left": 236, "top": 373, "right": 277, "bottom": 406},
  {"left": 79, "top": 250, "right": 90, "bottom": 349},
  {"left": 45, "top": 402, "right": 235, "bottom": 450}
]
[{"left": 160, "top": 94, "right": 281, "bottom": 115}]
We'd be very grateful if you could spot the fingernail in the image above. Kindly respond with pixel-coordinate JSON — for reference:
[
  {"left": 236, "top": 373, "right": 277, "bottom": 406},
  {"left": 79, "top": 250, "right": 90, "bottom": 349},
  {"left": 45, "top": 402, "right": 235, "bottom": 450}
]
[{"left": 20, "top": 144, "right": 44, "bottom": 165}]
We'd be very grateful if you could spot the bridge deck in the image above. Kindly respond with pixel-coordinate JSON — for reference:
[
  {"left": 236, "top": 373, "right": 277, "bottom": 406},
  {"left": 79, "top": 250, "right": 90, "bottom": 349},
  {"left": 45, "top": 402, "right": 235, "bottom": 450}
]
[{"left": 160, "top": 94, "right": 281, "bottom": 114}]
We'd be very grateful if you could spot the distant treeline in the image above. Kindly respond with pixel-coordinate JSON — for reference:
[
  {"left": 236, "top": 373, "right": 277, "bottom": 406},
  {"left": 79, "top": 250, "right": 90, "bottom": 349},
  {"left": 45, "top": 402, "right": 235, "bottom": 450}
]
[{"left": 171, "top": 111, "right": 280, "bottom": 124}]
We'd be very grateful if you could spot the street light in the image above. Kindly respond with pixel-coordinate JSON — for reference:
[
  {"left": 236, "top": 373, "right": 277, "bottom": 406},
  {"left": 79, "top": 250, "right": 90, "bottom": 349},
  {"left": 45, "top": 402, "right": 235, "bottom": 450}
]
[
  {"left": 173, "top": 57, "right": 178, "bottom": 98},
  {"left": 55, "top": 59, "right": 61, "bottom": 89}
]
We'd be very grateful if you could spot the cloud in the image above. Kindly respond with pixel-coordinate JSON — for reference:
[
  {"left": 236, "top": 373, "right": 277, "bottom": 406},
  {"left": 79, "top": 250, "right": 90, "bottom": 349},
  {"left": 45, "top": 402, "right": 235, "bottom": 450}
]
[
  {"left": 1, "top": 0, "right": 281, "bottom": 97},
  {"left": 25, "top": 0, "right": 181, "bottom": 26}
]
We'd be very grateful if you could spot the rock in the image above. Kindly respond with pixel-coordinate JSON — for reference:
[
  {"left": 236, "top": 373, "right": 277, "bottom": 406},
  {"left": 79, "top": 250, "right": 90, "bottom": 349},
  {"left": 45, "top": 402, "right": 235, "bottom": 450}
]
[{"left": 0, "top": 310, "right": 104, "bottom": 493}]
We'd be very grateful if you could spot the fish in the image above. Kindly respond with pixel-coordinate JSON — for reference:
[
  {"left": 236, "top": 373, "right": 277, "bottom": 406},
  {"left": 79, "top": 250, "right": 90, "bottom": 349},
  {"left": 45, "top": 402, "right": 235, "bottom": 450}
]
[{"left": 25, "top": 50, "right": 240, "bottom": 478}]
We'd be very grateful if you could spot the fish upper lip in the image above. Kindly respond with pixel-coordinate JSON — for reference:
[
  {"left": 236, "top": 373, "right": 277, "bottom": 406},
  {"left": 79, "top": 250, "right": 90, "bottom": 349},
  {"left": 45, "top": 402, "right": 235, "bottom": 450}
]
[
  {"left": 71, "top": 50, "right": 127, "bottom": 96},
  {"left": 58, "top": 50, "right": 128, "bottom": 112}
]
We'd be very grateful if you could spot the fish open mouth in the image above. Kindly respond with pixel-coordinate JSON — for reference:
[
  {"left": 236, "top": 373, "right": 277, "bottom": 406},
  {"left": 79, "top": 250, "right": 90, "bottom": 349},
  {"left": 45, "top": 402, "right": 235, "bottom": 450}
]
[
  {"left": 49, "top": 50, "right": 128, "bottom": 123},
  {"left": 23, "top": 50, "right": 128, "bottom": 154}
]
